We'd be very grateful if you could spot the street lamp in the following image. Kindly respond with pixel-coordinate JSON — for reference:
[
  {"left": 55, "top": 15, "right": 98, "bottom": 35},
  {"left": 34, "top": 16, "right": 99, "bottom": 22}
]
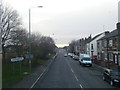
[{"left": 28, "top": 6, "right": 43, "bottom": 73}]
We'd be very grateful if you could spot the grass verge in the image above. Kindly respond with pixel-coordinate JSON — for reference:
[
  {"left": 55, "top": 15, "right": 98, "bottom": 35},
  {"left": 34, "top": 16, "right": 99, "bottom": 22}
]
[
  {"left": 2, "top": 61, "right": 35, "bottom": 88},
  {"left": 2, "top": 54, "right": 55, "bottom": 88}
]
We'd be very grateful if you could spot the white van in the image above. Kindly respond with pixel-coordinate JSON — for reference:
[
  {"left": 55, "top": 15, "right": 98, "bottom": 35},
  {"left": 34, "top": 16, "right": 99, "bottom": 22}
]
[{"left": 79, "top": 54, "right": 92, "bottom": 67}]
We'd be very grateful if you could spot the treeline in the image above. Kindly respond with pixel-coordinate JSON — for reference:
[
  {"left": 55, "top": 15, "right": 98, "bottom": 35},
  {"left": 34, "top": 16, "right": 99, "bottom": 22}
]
[{"left": 0, "top": 3, "right": 57, "bottom": 64}]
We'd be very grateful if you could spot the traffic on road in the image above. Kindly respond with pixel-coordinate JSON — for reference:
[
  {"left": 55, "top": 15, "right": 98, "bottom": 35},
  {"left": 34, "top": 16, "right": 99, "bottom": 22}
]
[{"left": 32, "top": 49, "right": 119, "bottom": 88}]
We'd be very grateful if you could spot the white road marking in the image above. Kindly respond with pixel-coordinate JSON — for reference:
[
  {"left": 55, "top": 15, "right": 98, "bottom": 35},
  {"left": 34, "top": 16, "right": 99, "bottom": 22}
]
[
  {"left": 65, "top": 58, "right": 83, "bottom": 88},
  {"left": 71, "top": 68, "right": 74, "bottom": 73},
  {"left": 30, "top": 59, "right": 54, "bottom": 89},
  {"left": 30, "top": 68, "right": 46, "bottom": 88},
  {"left": 74, "top": 74, "right": 79, "bottom": 81},
  {"left": 79, "top": 84, "right": 83, "bottom": 88}
]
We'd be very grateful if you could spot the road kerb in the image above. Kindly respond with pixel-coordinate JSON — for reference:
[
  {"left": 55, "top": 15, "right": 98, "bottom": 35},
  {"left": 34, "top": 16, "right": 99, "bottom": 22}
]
[{"left": 30, "top": 58, "right": 55, "bottom": 89}]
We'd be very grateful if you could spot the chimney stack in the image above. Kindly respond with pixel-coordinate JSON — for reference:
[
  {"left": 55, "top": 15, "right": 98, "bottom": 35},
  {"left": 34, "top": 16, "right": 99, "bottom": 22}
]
[{"left": 117, "top": 22, "right": 120, "bottom": 29}]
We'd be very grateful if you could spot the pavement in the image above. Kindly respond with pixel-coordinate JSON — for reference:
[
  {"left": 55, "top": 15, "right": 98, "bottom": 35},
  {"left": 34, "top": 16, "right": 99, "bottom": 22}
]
[
  {"left": 93, "top": 63, "right": 107, "bottom": 73},
  {"left": 11, "top": 55, "right": 106, "bottom": 88}
]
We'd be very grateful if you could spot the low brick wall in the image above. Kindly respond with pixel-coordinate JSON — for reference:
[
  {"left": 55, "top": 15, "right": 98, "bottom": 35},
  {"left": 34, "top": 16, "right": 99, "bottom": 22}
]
[{"left": 94, "top": 60, "right": 120, "bottom": 71}]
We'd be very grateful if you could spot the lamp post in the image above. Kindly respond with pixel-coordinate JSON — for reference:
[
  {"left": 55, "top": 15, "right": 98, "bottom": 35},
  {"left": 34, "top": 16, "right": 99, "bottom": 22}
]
[{"left": 28, "top": 6, "right": 43, "bottom": 73}]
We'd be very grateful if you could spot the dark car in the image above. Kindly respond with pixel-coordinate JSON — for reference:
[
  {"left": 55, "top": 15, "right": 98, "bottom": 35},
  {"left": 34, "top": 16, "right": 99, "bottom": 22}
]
[{"left": 103, "top": 69, "right": 120, "bottom": 86}]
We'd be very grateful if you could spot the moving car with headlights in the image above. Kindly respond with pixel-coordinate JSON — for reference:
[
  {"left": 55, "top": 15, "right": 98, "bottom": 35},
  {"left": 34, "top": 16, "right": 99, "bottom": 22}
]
[
  {"left": 103, "top": 69, "right": 120, "bottom": 86},
  {"left": 79, "top": 54, "right": 92, "bottom": 67}
]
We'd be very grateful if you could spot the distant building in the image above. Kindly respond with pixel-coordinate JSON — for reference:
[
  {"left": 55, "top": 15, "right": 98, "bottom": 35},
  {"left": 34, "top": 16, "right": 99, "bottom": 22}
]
[{"left": 76, "top": 35, "right": 91, "bottom": 54}]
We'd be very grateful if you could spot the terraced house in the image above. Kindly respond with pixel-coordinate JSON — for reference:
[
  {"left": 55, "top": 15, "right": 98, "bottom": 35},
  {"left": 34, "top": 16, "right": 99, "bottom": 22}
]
[
  {"left": 86, "top": 31, "right": 109, "bottom": 59},
  {"left": 97, "top": 23, "right": 120, "bottom": 70}
]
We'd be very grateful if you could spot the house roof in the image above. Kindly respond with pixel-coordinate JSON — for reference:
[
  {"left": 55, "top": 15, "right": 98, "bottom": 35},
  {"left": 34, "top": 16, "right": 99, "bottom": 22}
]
[
  {"left": 87, "top": 33, "right": 102, "bottom": 43},
  {"left": 99, "top": 29, "right": 118, "bottom": 40}
]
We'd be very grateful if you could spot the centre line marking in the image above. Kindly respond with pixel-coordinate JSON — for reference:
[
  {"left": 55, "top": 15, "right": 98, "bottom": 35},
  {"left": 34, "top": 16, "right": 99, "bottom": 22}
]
[
  {"left": 71, "top": 68, "right": 74, "bottom": 73},
  {"left": 65, "top": 58, "right": 83, "bottom": 89},
  {"left": 79, "top": 84, "right": 83, "bottom": 88},
  {"left": 74, "top": 74, "right": 79, "bottom": 81}
]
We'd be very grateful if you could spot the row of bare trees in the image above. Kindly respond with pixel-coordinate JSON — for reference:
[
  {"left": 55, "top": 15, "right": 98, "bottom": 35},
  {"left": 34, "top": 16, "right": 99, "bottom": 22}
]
[{"left": 0, "top": 3, "right": 56, "bottom": 64}]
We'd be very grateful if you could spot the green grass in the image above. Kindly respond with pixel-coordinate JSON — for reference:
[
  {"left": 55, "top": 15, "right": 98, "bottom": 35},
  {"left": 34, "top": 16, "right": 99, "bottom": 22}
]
[
  {"left": 37, "top": 59, "right": 46, "bottom": 65},
  {"left": 46, "top": 54, "right": 55, "bottom": 59},
  {"left": 2, "top": 54, "right": 55, "bottom": 88},
  {"left": 2, "top": 61, "right": 35, "bottom": 88}
]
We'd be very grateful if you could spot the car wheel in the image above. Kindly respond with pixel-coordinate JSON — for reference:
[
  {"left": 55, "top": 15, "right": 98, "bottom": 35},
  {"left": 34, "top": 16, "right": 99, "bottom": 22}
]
[
  {"left": 110, "top": 80, "right": 114, "bottom": 86},
  {"left": 103, "top": 76, "right": 105, "bottom": 81}
]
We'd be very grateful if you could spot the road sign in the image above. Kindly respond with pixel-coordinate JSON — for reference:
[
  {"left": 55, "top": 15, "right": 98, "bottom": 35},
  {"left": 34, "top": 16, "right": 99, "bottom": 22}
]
[{"left": 25, "top": 54, "right": 33, "bottom": 59}]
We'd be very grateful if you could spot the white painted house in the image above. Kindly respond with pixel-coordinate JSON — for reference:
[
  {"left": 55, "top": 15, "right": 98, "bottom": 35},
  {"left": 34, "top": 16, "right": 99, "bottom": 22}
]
[{"left": 86, "top": 32, "right": 109, "bottom": 58}]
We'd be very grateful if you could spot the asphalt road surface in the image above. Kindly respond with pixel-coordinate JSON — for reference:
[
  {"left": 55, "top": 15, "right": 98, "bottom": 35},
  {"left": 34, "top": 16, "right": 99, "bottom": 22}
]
[{"left": 33, "top": 49, "right": 115, "bottom": 88}]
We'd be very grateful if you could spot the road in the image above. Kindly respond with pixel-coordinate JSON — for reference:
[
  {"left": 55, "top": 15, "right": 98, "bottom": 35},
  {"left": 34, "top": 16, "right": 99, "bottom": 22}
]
[{"left": 33, "top": 49, "right": 115, "bottom": 88}]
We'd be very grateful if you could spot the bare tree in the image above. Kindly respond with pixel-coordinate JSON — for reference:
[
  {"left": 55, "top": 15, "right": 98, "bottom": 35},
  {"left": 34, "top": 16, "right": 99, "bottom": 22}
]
[
  {"left": 68, "top": 40, "right": 76, "bottom": 52},
  {"left": 10, "top": 27, "right": 29, "bottom": 56},
  {"left": 0, "top": 4, "right": 21, "bottom": 63},
  {"left": 29, "top": 34, "right": 56, "bottom": 60}
]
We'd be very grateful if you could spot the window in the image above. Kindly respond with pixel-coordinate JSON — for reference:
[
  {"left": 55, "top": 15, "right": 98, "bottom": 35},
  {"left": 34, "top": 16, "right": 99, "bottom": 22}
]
[
  {"left": 104, "top": 40, "right": 107, "bottom": 47},
  {"left": 115, "top": 55, "right": 117, "bottom": 64},
  {"left": 91, "top": 44, "right": 93, "bottom": 50},
  {"left": 97, "top": 42, "right": 100, "bottom": 48},
  {"left": 104, "top": 53, "right": 107, "bottom": 60},
  {"left": 109, "top": 40, "right": 112, "bottom": 47},
  {"left": 109, "top": 53, "right": 113, "bottom": 61}
]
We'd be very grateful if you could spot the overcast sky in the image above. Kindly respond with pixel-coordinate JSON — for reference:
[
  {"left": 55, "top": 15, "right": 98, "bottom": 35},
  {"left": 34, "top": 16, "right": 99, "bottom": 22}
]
[{"left": 2, "top": 0, "right": 120, "bottom": 47}]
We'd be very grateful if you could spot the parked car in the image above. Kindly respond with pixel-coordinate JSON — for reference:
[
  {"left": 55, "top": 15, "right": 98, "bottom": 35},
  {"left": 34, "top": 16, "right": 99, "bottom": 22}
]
[
  {"left": 79, "top": 54, "right": 92, "bottom": 67},
  {"left": 64, "top": 53, "right": 68, "bottom": 57},
  {"left": 73, "top": 55, "right": 79, "bottom": 60},
  {"left": 68, "top": 53, "right": 74, "bottom": 58},
  {"left": 68, "top": 53, "right": 72, "bottom": 56},
  {"left": 103, "top": 69, "right": 120, "bottom": 86}
]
